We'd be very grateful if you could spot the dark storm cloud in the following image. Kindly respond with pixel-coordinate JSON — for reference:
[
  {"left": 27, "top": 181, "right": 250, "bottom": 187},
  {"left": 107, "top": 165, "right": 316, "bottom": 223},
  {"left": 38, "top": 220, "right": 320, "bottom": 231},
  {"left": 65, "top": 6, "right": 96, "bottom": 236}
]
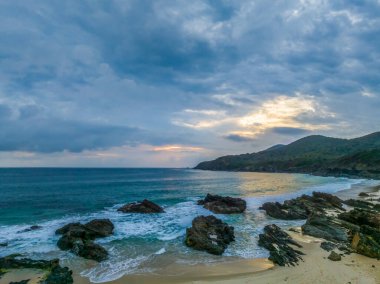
[
  {"left": 270, "top": 127, "right": 310, "bottom": 136},
  {"left": 223, "top": 134, "right": 255, "bottom": 142},
  {"left": 0, "top": 0, "right": 380, "bottom": 163}
]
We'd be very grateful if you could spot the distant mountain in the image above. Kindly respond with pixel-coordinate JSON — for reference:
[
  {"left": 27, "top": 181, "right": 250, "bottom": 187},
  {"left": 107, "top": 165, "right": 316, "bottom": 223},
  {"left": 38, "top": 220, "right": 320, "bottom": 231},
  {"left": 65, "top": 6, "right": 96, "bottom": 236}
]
[{"left": 195, "top": 132, "right": 380, "bottom": 179}]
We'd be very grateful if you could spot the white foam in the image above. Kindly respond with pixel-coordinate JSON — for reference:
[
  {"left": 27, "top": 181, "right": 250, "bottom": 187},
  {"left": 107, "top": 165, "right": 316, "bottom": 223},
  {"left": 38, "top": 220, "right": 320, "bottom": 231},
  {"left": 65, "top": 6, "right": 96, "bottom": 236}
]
[{"left": 155, "top": 248, "right": 166, "bottom": 255}]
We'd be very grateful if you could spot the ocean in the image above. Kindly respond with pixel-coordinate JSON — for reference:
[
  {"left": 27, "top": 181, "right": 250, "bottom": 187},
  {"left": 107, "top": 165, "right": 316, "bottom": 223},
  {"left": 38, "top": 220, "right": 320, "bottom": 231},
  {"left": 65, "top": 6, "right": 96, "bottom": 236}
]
[{"left": 0, "top": 168, "right": 374, "bottom": 283}]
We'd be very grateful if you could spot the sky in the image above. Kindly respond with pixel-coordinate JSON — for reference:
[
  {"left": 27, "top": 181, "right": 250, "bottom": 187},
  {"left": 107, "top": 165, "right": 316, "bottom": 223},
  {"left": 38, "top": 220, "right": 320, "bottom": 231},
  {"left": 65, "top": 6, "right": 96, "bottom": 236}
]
[{"left": 0, "top": 0, "right": 380, "bottom": 167}]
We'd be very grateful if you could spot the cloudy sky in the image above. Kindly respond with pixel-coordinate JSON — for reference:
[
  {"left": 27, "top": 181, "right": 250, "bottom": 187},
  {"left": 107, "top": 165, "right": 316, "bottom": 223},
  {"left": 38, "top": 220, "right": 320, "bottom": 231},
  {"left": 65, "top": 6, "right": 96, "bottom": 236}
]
[{"left": 1, "top": 0, "right": 380, "bottom": 167}]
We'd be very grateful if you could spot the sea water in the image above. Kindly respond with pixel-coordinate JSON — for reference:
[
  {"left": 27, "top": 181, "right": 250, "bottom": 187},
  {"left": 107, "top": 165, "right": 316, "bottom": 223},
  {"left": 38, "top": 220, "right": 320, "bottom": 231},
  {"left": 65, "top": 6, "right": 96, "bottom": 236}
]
[{"left": 0, "top": 168, "right": 374, "bottom": 282}]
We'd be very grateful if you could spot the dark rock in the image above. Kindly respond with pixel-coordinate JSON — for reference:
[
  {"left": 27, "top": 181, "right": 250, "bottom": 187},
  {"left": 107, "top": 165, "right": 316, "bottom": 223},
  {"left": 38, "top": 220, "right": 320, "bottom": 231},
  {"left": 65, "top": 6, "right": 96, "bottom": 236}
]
[
  {"left": 260, "top": 192, "right": 344, "bottom": 220},
  {"left": 56, "top": 219, "right": 114, "bottom": 262},
  {"left": 0, "top": 255, "right": 73, "bottom": 284},
  {"left": 0, "top": 255, "right": 59, "bottom": 270},
  {"left": 359, "top": 192, "right": 370, "bottom": 197},
  {"left": 338, "top": 208, "right": 380, "bottom": 229},
  {"left": 19, "top": 225, "right": 42, "bottom": 233},
  {"left": 351, "top": 226, "right": 380, "bottom": 259},
  {"left": 185, "top": 215, "right": 234, "bottom": 255},
  {"left": 0, "top": 242, "right": 7, "bottom": 247},
  {"left": 320, "top": 241, "right": 336, "bottom": 252},
  {"left": 10, "top": 280, "right": 29, "bottom": 284},
  {"left": 328, "top": 251, "right": 342, "bottom": 261},
  {"left": 84, "top": 219, "right": 114, "bottom": 238},
  {"left": 343, "top": 199, "right": 380, "bottom": 211},
  {"left": 41, "top": 266, "right": 73, "bottom": 284},
  {"left": 302, "top": 214, "right": 348, "bottom": 242},
  {"left": 198, "top": 194, "right": 246, "bottom": 214},
  {"left": 117, "top": 199, "right": 164, "bottom": 213},
  {"left": 258, "top": 224, "right": 304, "bottom": 266}
]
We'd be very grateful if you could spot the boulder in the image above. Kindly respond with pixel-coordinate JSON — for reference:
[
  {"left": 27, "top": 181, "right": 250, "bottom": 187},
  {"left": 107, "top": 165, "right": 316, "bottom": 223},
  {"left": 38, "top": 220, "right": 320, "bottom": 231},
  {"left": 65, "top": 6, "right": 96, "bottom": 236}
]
[
  {"left": 258, "top": 224, "right": 304, "bottom": 266},
  {"left": 328, "top": 251, "right": 341, "bottom": 261},
  {"left": 117, "top": 199, "right": 164, "bottom": 213},
  {"left": 260, "top": 192, "right": 344, "bottom": 220},
  {"left": 198, "top": 194, "right": 246, "bottom": 214},
  {"left": 302, "top": 214, "right": 348, "bottom": 242},
  {"left": 56, "top": 219, "right": 114, "bottom": 262},
  {"left": 41, "top": 266, "right": 73, "bottom": 284},
  {"left": 185, "top": 215, "right": 234, "bottom": 255}
]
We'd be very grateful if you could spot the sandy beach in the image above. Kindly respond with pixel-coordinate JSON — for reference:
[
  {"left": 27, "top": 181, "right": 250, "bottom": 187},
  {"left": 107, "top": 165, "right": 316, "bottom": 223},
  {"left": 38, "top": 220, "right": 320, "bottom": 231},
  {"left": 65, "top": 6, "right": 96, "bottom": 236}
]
[{"left": 2, "top": 181, "right": 380, "bottom": 284}]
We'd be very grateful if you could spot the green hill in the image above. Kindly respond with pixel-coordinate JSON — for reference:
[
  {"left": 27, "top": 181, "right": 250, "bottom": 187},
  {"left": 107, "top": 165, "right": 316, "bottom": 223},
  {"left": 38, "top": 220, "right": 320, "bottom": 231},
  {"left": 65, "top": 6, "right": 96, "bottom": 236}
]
[{"left": 195, "top": 132, "right": 380, "bottom": 179}]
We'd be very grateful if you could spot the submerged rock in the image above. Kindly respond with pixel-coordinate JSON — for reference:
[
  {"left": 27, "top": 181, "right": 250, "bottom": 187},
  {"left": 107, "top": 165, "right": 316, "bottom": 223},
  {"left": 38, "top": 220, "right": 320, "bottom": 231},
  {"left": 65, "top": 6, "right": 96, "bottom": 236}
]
[
  {"left": 117, "top": 199, "right": 164, "bottom": 213},
  {"left": 56, "top": 219, "right": 114, "bottom": 262},
  {"left": 260, "top": 192, "right": 344, "bottom": 220},
  {"left": 328, "top": 251, "right": 342, "bottom": 261},
  {"left": 0, "top": 255, "right": 73, "bottom": 284},
  {"left": 197, "top": 194, "right": 246, "bottom": 214},
  {"left": 258, "top": 224, "right": 304, "bottom": 266},
  {"left": 185, "top": 215, "right": 234, "bottom": 255},
  {"left": 302, "top": 214, "right": 348, "bottom": 242},
  {"left": 359, "top": 192, "right": 370, "bottom": 197},
  {"left": 19, "top": 225, "right": 42, "bottom": 233}
]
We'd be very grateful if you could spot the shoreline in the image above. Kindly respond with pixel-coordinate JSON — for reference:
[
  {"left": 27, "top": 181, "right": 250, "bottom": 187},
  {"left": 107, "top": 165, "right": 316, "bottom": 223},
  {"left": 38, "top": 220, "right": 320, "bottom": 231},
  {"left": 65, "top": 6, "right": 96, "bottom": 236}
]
[{"left": 1, "top": 179, "right": 380, "bottom": 284}]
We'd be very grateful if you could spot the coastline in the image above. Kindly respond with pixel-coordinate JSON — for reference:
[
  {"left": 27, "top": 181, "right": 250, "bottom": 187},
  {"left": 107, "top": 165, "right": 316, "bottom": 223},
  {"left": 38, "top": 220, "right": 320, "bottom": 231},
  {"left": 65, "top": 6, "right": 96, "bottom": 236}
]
[{"left": 2, "top": 178, "right": 380, "bottom": 284}]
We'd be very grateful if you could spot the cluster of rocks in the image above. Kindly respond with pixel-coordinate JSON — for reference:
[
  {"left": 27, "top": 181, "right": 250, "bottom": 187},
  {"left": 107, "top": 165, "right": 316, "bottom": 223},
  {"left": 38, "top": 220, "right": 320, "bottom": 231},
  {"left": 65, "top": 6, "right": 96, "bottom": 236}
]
[
  {"left": 260, "top": 191, "right": 345, "bottom": 220},
  {"left": 258, "top": 190, "right": 380, "bottom": 266},
  {"left": 184, "top": 194, "right": 247, "bottom": 254},
  {"left": 56, "top": 219, "right": 114, "bottom": 262},
  {"left": 258, "top": 224, "right": 304, "bottom": 266},
  {"left": 0, "top": 255, "right": 73, "bottom": 284}
]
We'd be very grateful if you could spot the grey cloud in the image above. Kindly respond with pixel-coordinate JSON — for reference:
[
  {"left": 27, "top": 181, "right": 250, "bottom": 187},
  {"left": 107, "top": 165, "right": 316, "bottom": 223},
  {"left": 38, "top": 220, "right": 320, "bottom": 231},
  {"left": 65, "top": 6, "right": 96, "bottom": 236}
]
[
  {"left": 270, "top": 127, "right": 310, "bottom": 136},
  {"left": 224, "top": 134, "right": 254, "bottom": 142}
]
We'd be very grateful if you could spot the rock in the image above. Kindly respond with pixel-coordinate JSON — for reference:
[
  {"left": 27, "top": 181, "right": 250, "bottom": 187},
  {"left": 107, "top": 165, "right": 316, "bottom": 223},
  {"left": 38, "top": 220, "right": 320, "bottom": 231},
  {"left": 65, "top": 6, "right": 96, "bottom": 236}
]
[
  {"left": 320, "top": 241, "right": 336, "bottom": 252},
  {"left": 0, "top": 242, "right": 7, "bottom": 247},
  {"left": 0, "top": 255, "right": 73, "bottom": 284},
  {"left": 73, "top": 241, "right": 108, "bottom": 262},
  {"left": 328, "top": 251, "right": 342, "bottom": 261},
  {"left": 260, "top": 192, "right": 344, "bottom": 220},
  {"left": 117, "top": 199, "right": 164, "bottom": 213},
  {"left": 343, "top": 199, "right": 380, "bottom": 211},
  {"left": 260, "top": 202, "right": 308, "bottom": 220},
  {"left": 19, "top": 225, "right": 42, "bottom": 233},
  {"left": 41, "top": 266, "right": 73, "bottom": 284},
  {"left": 338, "top": 208, "right": 380, "bottom": 229},
  {"left": 185, "top": 215, "right": 234, "bottom": 255},
  {"left": 0, "top": 255, "right": 59, "bottom": 270},
  {"left": 359, "top": 192, "right": 370, "bottom": 197},
  {"left": 258, "top": 224, "right": 304, "bottom": 266},
  {"left": 351, "top": 226, "right": 380, "bottom": 259},
  {"left": 302, "top": 214, "right": 348, "bottom": 242},
  {"left": 56, "top": 219, "right": 114, "bottom": 262},
  {"left": 84, "top": 219, "right": 114, "bottom": 238},
  {"left": 10, "top": 281, "right": 30, "bottom": 284},
  {"left": 197, "top": 194, "right": 246, "bottom": 214}
]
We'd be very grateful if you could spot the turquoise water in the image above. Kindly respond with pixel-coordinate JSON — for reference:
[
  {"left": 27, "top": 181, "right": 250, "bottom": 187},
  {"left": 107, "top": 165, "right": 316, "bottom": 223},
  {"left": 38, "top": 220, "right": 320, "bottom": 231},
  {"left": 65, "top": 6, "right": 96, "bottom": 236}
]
[{"left": 0, "top": 168, "right": 368, "bottom": 282}]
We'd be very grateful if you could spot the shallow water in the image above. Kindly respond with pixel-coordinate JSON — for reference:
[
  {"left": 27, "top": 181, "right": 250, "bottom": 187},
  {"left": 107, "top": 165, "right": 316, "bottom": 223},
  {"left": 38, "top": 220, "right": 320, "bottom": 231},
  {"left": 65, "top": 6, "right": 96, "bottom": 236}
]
[{"left": 0, "top": 168, "right": 375, "bottom": 283}]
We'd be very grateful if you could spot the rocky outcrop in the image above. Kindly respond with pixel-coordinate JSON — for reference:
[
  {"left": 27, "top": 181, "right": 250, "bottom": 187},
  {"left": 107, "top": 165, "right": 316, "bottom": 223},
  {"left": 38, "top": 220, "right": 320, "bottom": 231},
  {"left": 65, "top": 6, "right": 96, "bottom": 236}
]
[
  {"left": 56, "top": 219, "right": 114, "bottom": 262},
  {"left": 258, "top": 224, "right": 304, "bottom": 266},
  {"left": 0, "top": 255, "right": 73, "bottom": 284},
  {"left": 343, "top": 199, "right": 380, "bottom": 211},
  {"left": 302, "top": 214, "right": 348, "bottom": 242},
  {"left": 260, "top": 192, "right": 344, "bottom": 220},
  {"left": 117, "top": 199, "right": 164, "bottom": 213},
  {"left": 351, "top": 225, "right": 380, "bottom": 259},
  {"left": 338, "top": 208, "right": 380, "bottom": 229},
  {"left": 197, "top": 194, "right": 246, "bottom": 214},
  {"left": 185, "top": 215, "right": 234, "bottom": 255}
]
